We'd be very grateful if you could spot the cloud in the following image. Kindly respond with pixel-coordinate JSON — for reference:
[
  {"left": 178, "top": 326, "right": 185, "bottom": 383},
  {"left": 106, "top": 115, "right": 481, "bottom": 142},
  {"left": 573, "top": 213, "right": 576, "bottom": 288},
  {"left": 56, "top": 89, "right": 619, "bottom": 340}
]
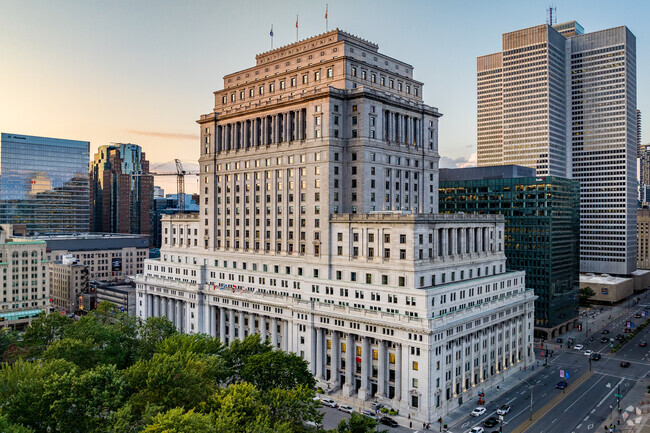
[
  {"left": 124, "top": 129, "right": 198, "bottom": 141},
  {"left": 439, "top": 152, "right": 477, "bottom": 169}
]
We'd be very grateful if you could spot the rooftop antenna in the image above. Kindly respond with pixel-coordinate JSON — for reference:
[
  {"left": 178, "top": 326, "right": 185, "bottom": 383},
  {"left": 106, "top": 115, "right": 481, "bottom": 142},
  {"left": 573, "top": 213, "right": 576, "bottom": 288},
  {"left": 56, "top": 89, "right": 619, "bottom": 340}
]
[{"left": 547, "top": 5, "right": 557, "bottom": 26}]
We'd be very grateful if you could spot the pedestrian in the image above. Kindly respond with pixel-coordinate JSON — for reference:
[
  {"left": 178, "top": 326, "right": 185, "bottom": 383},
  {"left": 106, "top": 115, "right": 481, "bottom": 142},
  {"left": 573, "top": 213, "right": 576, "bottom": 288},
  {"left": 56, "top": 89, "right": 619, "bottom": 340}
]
[
  {"left": 427, "top": 423, "right": 431, "bottom": 430},
  {"left": 423, "top": 422, "right": 426, "bottom": 429},
  {"left": 618, "top": 418, "right": 621, "bottom": 425}
]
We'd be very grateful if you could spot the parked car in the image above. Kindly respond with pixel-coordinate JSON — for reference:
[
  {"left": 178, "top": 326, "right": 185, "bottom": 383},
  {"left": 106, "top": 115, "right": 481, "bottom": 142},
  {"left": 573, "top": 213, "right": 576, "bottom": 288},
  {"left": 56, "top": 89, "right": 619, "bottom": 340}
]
[
  {"left": 574, "top": 344, "right": 584, "bottom": 350},
  {"left": 591, "top": 353, "right": 602, "bottom": 361},
  {"left": 601, "top": 329, "right": 610, "bottom": 334},
  {"left": 556, "top": 337, "right": 564, "bottom": 343},
  {"left": 584, "top": 350, "right": 593, "bottom": 357},
  {"left": 304, "top": 420, "right": 323, "bottom": 429},
  {"left": 320, "top": 398, "right": 337, "bottom": 408},
  {"left": 360, "top": 410, "right": 379, "bottom": 420},
  {"left": 380, "top": 417, "right": 399, "bottom": 428},
  {"left": 600, "top": 337, "right": 610, "bottom": 343},
  {"left": 556, "top": 381, "right": 568, "bottom": 389},
  {"left": 469, "top": 428, "right": 485, "bottom": 433},
  {"left": 483, "top": 417, "right": 499, "bottom": 427},
  {"left": 471, "top": 407, "right": 487, "bottom": 417},
  {"left": 338, "top": 404, "right": 354, "bottom": 414},
  {"left": 624, "top": 327, "right": 631, "bottom": 333},
  {"left": 616, "top": 334, "right": 625, "bottom": 341},
  {"left": 620, "top": 361, "right": 631, "bottom": 368},
  {"left": 635, "top": 313, "right": 642, "bottom": 318},
  {"left": 640, "top": 341, "right": 647, "bottom": 347},
  {"left": 496, "top": 404, "right": 511, "bottom": 415}
]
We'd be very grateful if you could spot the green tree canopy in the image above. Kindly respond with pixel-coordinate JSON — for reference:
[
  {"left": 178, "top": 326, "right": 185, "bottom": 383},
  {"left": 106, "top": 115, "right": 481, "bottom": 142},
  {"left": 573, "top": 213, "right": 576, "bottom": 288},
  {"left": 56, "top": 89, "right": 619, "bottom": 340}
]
[
  {"left": 578, "top": 286, "right": 596, "bottom": 306},
  {"left": 241, "top": 349, "right": 315, "bottom": 392},
  {"left": 336, "top": 412, "right": 381, "bottom": 433},
  {"left": 143, "top": 408, "right": 216, "bottom": 433}
]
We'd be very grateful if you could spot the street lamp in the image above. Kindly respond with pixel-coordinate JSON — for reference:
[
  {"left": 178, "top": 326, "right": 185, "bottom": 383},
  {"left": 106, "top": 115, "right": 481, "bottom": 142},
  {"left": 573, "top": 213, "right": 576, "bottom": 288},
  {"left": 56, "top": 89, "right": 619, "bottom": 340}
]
[{"left": 518, "top": 378, "right": 534, "bottom": 421}]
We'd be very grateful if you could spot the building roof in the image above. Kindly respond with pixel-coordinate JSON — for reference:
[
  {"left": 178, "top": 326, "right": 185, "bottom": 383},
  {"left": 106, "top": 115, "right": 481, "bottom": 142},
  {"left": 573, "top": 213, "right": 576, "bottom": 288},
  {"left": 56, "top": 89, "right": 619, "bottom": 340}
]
[
  {"left": 439, "top": 165, "right": 537, "bottom": 182},
  {"left": 21, "top": 233, "right": 149, "bottom": 251}
]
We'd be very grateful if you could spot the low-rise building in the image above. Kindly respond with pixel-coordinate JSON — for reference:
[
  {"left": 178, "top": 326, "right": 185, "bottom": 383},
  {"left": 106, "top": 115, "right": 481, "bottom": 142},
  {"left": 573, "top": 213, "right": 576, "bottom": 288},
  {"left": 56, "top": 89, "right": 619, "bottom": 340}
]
[
  {"left": 23, "top": 233, "right": 149, "bottom": 280},
  {"left": 91, "top": 280, "right": 136, "bottom": 315},
  {"left": 49, "top": 254, "right": 89, "bottom": 312},
  {"left": 0, "top": 225, "right": 49, "bottom": 329}
]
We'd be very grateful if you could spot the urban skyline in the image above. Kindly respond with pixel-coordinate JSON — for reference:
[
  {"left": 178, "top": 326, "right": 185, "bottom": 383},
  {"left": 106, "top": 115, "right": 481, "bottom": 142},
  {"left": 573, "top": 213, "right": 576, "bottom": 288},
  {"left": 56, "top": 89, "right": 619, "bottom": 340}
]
[{"left": 1, "top": 0, "right": 650, "bottom": 190}]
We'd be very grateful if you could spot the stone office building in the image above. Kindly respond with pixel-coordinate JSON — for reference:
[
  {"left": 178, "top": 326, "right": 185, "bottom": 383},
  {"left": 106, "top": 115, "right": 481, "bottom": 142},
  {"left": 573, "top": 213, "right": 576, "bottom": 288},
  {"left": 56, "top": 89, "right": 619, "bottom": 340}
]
[{"left": 136, "top": 30, "right": 535, "bottom": 422}]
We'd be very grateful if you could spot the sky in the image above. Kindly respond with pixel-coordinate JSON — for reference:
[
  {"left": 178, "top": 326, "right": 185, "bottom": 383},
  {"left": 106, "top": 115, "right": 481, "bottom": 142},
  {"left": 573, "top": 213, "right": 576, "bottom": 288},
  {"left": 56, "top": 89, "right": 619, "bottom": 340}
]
[{"left": 1, "top": 0, "right": 648, "bottom": 193}]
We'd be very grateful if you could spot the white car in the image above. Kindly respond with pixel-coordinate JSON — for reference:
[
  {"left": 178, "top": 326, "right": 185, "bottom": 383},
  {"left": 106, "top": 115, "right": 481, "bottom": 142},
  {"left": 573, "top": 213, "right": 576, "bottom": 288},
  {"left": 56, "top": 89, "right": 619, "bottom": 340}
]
[
  {"left": 574, "top": 344, "right": 584, "bottom": 350},
  {"left": 496, "top": 404, "right": 511, "bottom": 415},
  {"left": 470, "top": 407, "right": 487, "bottom": 417},
  {"left": 360, "top": 410, "right": 379, "bottom": 420},
  {"left": 584, "top": 350, "right": 593, "bottom": 356},
  {"left": 470, "top": 427, "right": 485, "bottom": 433},
  {"left": 320, "top": 398, "right": 337, "bottom": 408},
  {"left": 338, "top": 404, "right": 354, "bottom": 414}
]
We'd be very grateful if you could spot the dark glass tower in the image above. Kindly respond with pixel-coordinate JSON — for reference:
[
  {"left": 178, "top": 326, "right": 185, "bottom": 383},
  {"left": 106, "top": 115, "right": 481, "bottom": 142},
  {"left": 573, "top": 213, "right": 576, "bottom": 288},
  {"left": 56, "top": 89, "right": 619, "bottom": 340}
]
[
  {"left": 0, "top": 133, "right": 89, "bottom": 234},
  {"left": 439, "top": 166, "right": 580, "bottom": 338}
]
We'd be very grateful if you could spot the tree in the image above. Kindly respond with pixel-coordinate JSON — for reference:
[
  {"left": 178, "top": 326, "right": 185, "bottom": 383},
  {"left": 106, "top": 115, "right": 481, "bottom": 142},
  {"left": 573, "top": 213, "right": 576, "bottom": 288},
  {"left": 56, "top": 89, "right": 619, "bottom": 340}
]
[
  {"left": 125, "top": 351, "right": 223, "bottom": 412},
  {"left": 264, "top": 385, "right": 323, "bottom": 427},
  {"left": 137, "top": 316, "right": 178, "bottom": 360},
  {"left": 0, "top": 328, "right": 22, "bottom": 363},
  {"left": 336, "top": 412, "right": 381, "bottom": 433},
  {"left": 241, "top": 350, "right": 315, "bottom": 392},
  {"left": 0, "top": 414, "right": 34, "bottom": 433},
  {"left": 579, "top": 286, "right": 596, "bottom": 306},
  {"left": 221, "top": 334, "right": 272, "bottom": 383},
  {"left": 43, "top": 364, "right": 127, "bottom": 433},
  {"left": 143, "top": 408, "right": 216, "bottom": 433},
  {"left": 42, "top": 337, "right": 99, "bottom": 369},
  {"left": 22, "top": 312, "right": 73, "bottom": 353},
  {"left": 155, "top": 333, "right": 223, "bottom": 357}
]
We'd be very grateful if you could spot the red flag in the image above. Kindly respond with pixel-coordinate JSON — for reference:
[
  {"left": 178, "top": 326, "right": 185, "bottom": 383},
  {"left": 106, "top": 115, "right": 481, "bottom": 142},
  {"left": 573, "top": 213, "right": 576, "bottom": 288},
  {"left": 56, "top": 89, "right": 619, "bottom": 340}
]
[
  {"left": 355, "top": 356, "right": 361, "bottom": 363},
  {"left": 325, "top": 7, "right": 327, "bottom": 19},
  {"left": 296, "top": 16, "right": 298, "bottom": 28}
]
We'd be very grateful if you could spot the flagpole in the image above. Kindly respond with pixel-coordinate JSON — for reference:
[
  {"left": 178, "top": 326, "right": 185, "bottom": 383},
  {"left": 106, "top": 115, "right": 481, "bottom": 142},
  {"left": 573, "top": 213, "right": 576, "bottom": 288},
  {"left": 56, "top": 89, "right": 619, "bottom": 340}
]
[
  {"left": 296, "top": 15, "right": 298, "bottom": 42},
  {"left": 326, "top": 4, "right": 328, "bottom": 32}
]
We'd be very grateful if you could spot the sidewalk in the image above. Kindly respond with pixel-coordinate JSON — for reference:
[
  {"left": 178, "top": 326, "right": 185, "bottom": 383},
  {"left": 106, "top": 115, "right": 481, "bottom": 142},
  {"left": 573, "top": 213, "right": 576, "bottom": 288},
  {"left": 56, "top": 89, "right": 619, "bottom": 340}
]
[
  {"left": 599, "top": 378, "right": 650, "bottom": 432},
  {"left": 443, "top": 364, "right": 542, "bottom": 430}
]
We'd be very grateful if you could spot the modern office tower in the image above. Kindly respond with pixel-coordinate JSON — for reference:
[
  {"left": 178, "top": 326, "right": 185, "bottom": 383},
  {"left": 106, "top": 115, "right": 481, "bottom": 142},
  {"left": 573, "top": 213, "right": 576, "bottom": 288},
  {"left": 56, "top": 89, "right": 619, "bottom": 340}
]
[
  {"left": 136, "top": 30, "right": 536, "bottom": 421},
  {"left": 638, "top": 209, "right": 650, "bottom": 269},
  {"left": 477, "top": 22, "right": 637, "bottom": 275},
  {"left": 0, "top": 133, "right": 89, "bottom": 234},
  {"left": 49, "top": 255, "right": 89, "bottom": 312},
  {"left": 439, "top": 165, "right": 580, "bottom": 339},
  {"left": 152, "top": 193, "right": 199, "bottom": 248},
  {"left": 90, "top": 143, "right": 154, "bottom": 238},
  {"left": 0, "top": 225, "right": 49, "bottom": 329},
  {"left": 640, "top": 144, "right": 650, "bottom": 204}
]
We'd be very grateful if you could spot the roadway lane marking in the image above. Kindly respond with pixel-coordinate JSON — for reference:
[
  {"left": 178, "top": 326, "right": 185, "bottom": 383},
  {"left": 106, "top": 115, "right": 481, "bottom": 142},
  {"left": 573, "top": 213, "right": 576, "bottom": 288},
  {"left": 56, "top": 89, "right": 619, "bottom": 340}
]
[
  {"left": 563, "top": 375, "right": 605, "bottom": 413},
  {"left": 596, "top": 378, "right": 625, "bottom": 408},
  {"left": 551, "top": 417, "right": 557, "bottom": 424}
]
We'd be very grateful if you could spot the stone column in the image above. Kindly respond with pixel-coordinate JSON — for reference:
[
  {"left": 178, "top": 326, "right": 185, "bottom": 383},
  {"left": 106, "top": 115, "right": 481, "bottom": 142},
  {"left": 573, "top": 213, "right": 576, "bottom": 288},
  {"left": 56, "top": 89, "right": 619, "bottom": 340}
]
[
  {"left": 283, "top": 112, "right": 288, "bottom": 142},
  {"left": 282, "top": 321, "right": 288, "bottom": 351},
  {"left": 451, "top": 229, "right": 458, "bottom": 256},
  {"left": 331, "top": 331, "right": 340, "bottom": 389},
  {"left": 175, "top": 300, "right": 182, "bottom": 330},
  {"left": 228, "top": 310, "right": 236, "bottom": 343},
  {"left": 358, "top": 337, "right": 370, "bottom": 400},
  {"left": 271, "top": 317, "right": 278, "bottom": 349},
  {"left": 219, "top": 307, "right": 227, "bottom": 343},
  {"left": 342, "top": 333, "right": 355, "bottom": 396},
  {"left": 168, "top": 299, "right": 175, "bottom": 325},
  {"left": 203, "top": 302, "right": 210, "bottom": 334},
  {"left": 178, "top": 302, "right": 184, "bottom": 333},
  {"left": 260, "top": 316, "right": 267, "bottom": 341},
  {"left": 394, "top": 344, "right": 402, "bottom": 401},
  {"left": 210, "top": 306, "right": 217, "bottom": 336},
  {"left": 249, "top": 313, "right": 256, "bottom": 335},
  {"left": 239, "top": 311, "right": 246, "bottom": 341},
  {"left": 378, "top": 339, "right": 386, "bottom": 397},
  {"left": 152, "top": 295, "right": 159, "bottom": 317},
  {"left": 316, "top": 327, "right": 324, "bottom": 379}
]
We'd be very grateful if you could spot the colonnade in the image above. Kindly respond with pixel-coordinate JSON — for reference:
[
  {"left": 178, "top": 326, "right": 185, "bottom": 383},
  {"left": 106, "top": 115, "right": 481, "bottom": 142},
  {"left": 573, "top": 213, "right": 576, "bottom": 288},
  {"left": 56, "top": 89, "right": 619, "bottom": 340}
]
[
  {"left": 216, "top": 108, "right": 307, "bottom": 152},
  {"left": 433, "top": 226, "right": 494, "bottom": 257},
  {"left": 383, "top": 109, "right": 422, "bottom": 145},
  {"left": 145, "top": 293, "right": 187, "bottom": 332}
]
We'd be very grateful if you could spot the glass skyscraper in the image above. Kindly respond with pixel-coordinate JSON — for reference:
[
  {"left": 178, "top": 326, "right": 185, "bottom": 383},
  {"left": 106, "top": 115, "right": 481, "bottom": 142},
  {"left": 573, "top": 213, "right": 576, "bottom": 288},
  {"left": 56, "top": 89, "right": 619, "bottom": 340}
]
[
  {"left": 0, "top": 133, "right": 89, "bottom": 234},
  {"left": 439, "top": 166, "right": 580, "bottom": 338}
]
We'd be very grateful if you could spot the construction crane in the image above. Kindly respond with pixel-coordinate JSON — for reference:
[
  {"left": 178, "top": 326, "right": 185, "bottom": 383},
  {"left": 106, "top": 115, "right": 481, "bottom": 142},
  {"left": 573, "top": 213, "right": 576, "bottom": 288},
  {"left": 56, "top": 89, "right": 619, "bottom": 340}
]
[{"left": 133, "top": 159, "right": 198, "bottom": 213}]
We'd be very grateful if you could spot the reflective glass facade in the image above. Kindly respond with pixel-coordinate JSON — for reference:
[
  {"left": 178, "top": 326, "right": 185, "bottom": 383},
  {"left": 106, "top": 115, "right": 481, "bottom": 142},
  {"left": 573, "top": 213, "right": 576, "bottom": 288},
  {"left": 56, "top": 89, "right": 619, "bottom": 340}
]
[
  {"left": 440, "top": 174, "right": 580, "bottom": 332},
  {"left": 0, "top": 133, "right": 89, "bottom": 234}
]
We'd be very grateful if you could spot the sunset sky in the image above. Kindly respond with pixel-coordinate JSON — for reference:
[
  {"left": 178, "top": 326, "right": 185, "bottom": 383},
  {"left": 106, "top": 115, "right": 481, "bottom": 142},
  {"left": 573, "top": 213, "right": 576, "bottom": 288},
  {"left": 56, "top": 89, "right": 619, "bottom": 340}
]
[{"left": 1, "top": 0, "right": 648, "bottom": 192}]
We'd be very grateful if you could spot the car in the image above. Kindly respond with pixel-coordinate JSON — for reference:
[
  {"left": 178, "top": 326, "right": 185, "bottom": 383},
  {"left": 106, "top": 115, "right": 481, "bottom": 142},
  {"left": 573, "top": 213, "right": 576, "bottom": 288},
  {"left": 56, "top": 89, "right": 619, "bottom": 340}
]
[
  {"left": 469, "top": 428, "right": 485, "bottom": 433},
  {"left": 584, "top": 349, "right": 593, "bottom": 356},
  {"left": 319, "top": 398, "right": 337, "bottom": 408},
  {"left": 304, "top": 421, "right": 323, "bottom": 429},
  {"left": 556, "top": 337, "right": 564, "bottom": 343},
  {"left": 621, "top": 361, "right": 631, "bottom": 368},
  {"left": 338, "top": 404, "right": 354, "bottom": 414},
  {"left": 591, "top": 353, "right": 602, "bottom": 361},
  {"left": 483, "top": 417, "right": 499, "bottom": 427},
  {"left": 624, "top": 327, "right": 631, "bottom": 333},
  {"left": 574, "top": 344, "right": 584, "bottom": 350},
  {"left": 601, "top": 329, "right": 610, "bottom": 334},
  {"left": 640, "top": 341, "right": 648, "bottom": 347},
  {"left": 556, "top": 381, "right": 568, "bottom": 389},
  {"left": 616, "top": 334, "right": 625, "bottom": 341},
  {"left": 360, "top": 410, "right": 379, "bottom": 420},
  {"left": 380, "top": 417, "right": 399, "bottom": 428},
  {"left": 496, "top": 404, "right": 511, "bottom": 415},
  {"left": 635, "top": 313, "right": 642, "bottom": 318},
  {"left": 601, "top": 337, "right": 610, "bottom": 343},
  {"left": 470, "top": 407, "right": 487, "bottom": 417}
]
